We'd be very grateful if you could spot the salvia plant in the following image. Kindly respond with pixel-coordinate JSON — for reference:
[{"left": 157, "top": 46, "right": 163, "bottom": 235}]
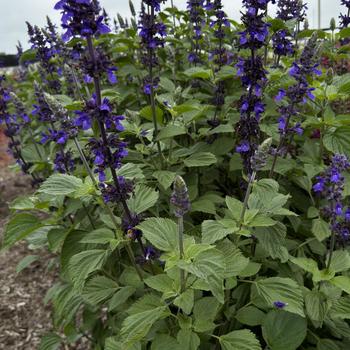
[{"left": 3, "top": 0, "right": 350, "bottom": 349}]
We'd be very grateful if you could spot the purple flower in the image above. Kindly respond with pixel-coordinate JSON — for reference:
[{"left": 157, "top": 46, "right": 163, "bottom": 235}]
[
  {"left": 276, "top": 0, "right": 307, "bottom": 22},
  {"left": 274, "top": 301, "right": 287, "bottom": 309}
]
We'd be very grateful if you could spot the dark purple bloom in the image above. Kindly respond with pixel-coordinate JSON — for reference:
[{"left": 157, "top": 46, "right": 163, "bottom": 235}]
[
  {"left": 277, "top": 0, "right": 307, "bottom": 22},
  {"left": 272, "top": 29, "right": 295, "bottom": 58},
  {"left": 54, "top": 0, "right": 110, "bottom": 41},
  {"left": 274, "top": 301, "right": 287, "bottom": 309}
]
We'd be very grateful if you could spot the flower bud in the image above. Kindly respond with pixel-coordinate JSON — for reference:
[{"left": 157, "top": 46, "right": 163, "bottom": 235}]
[
  {"left": 330, "top": 18, "right": 336, "bottom": 32},
  {"left": 304, "top": 19, "right": 309, "bottom": 30},
  {"left": 251, "top": 137, "right": 272, "bottom": 172},
  {"left": 170, "top": 176, "right": 191, "bottom": 217},
  {"left": 129, "top": 0, "right": 136, "bottom": 17}
]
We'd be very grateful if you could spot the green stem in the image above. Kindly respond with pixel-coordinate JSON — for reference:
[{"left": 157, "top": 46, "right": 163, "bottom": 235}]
[
  {"left": 178, "top": 215, "right": 185, "bottom": 293},
  {"left": 239, "top": 171, "right": 256, "bottom": 229}
]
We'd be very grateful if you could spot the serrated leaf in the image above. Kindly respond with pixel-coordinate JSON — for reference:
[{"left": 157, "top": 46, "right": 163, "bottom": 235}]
[
  {"left": 116, "top": 163, "right": 144, "bottom": 179},
  {"left": 2, "top": 213, "right": 42, "bottom": 249},
  {"left": 127, "top": 184, "right": 159, "bottom": 214},
  {"left": 137, "top": 218, "right": 177, "bottom": 252},
  {"left": 38, "top": 174, "right": 83, "bottom": 196},
  {"left": 68, "top": 249, "right": 108, "bottom": 290},
  {"left": 184, "top": 67, "right": 213, "bottom": 79},
  {"left": 329, "top": 250, "right": 350, "bottom": 273},
  {"left": 105, "top": 337, "right": 141, "bottom": 350},
  {"left": 157, "top": 125, "right": 187, "bottom": 140},
  {"left": 262, "top": 310, "right": 307, "bottom": 350},
  {"left": 177, "top": 329, "right": 200, "bottom": 350},
  {"left": 16, "top": 255, "right": 39, "bottom": 273},
  {"left": 139, "top": 105, "right": 163, "bottom": 124},
  {"left": 312, "top": 218, "right": 331, "bottom": 242},
  {"left": 235, "top": 305, "right": 265, "bottom": 326},
  {"left": 324, "top": 127, "right": 350, "bottom": 155},
  {"left": 121, "top": 297, "right": 169, "bottom": 345},
  {"left": 216, "top": 239, "right": 249, "bottom": 277},
  {"left": 80, "top": 228, "right": 115, "bottom": 244},
  {"left": 201, "top": 220, "right": 237, "bottom": 244},
  {"left": 145, "top": 274, "right": 174, "bottom": 294},
  {"left": 82, "top": 276, "right": 119, "bottom": 305},
  {"left": 193, "top": 297, "right": 219, "bottom": 332},
  {"left": 108, "top": 286, "right": 136, "bottom": 311},
  {"left": 174, "top": 289, "right": 194, "bottom": 314},
  {"left": 252, "top": 277, "right": 304, "bottom": 316},
  {"left": 153, "top": 170, "right": 176, "bottom": 189},
  {"left": 225, "top": 196, "right": 243, "bottom": 221},
  {"left": 330, "top": 296, "right": 350, "bottom": 319},
  {"left": 151, "top": 334, "right": 180, "bottom": 350},
  {"left": 219, "top": 329, "right": 262, "bottom": 350},
  {"left": 254, "top": 223, "right": 289, "bottom": 262},
  {"left": 184, "top": 152, "right": 217, "bottom": 167},
  {"left": 330, "top": 276, "right": 350, "bottom": 294}
]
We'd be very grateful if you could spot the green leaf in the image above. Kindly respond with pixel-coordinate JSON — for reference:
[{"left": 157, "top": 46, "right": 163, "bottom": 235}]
[
  {"left": 184, "top": 67, "right": 213, "bottom": 79},
  {"left": 225, "top": 196, "right": 243, "bottom": 221},
  {"left": 38, "top": 174, "right": 83, "bottom": 196},
  {"left": 82, "top": 276, "right": 119, "bottom": 305},
  {"left": 254, "top": 223, "right": 289, "bottom": 262},
  {"left": 157, "top": 125, "right": 187, "bottom": 140},
  {"left": 121, "top": 296, "right": 169, "bottom": 345},
  {"left": 19, "top": 49, "right": 37, "bottom": 64},
  {"left": 177, "top": 329, "right": 200, "bottom": 350},
  {"left": 137, "top": 218, "right": 178, "bottom": 252},
  {"left": 330, "top": 276, "right": 350, "bottom": 294},
  {"left": 68, "top": 249, "right": 108, "bottom": 290},
  {"left": 116, "top": 163, "right": 145, "bottom": 179},
  {"left": 252, "top": 277, "right": 304, "bottom": 316},
  {"left": 216, "top": 239, "right": 249, "bottom": 277},
  {"left": 127, "top": 184, "right": 159, "bottom": 214},
  {"left": 304, "top": 290, "right": 330, "bottom": 326},
  {"left": 2, "top": 213, "right": 42, "bottom": 249},
  {"left": 312, "top": 218, "right": 331, "bottom": 242},
  {"left": 159, "top": 77, "right": 176, "bottom": 92},
  {"left": 193, "top": 297, "right": 219, "bottom": 332},
  {"left": 184, "top": 152, "right": 217, "bottom": 167},
  {"left": 151, "top": 335, "right": 180, "bottom": 350},
  {"left": 330, "top": 296, "right": 350, "bottom": 319},
  {"left": 108, "top": 286, "right": 136, "bottom": 311},
  {"left": 80, "top": 228, "right": 115, "bottom": 244},
  {"left": 262, "top": 310, "right": 307, "bottom": 350},
  {"left": 174, "top": 289, "right": 194, "bottom": 314},
  {"left": 219, "top": 329, "right": 262, "bottom": 350},
  {"left": 105, "top": 337, "right": 141, "bottom": 350},
  {"left": 16, "top": 255, "right": 39, "bottom": 273},
  {"left": 235, "top": 305, "right": 265, "bottom": 326},
  {"left": 324, "top": 127, "right": 350, "bottom": 155},
  {"left": 201, "top": 220, "right": 237, "bottom": 244},
  {"left": 39, "top": 333, "right": 61, "bottom": 350},
  {"left": 139, "top": 105, "right": 163, "bottom": 124},
  {"left": 329, "top": 250, "right": 350, "bottom": 273},
  {"left": 317, "top": 339, "right": 340, "bottom": 350},
  {"left": 153, "top": 170, "right": 176, "bottom": 189},
  {"left": 178, "top": 249, "right": 225, "bottom": 303},
  {"left": 145, "top": 274, "right": 174, "bottom": 294}
]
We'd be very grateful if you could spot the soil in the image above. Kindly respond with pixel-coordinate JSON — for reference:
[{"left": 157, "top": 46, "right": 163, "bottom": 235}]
[{"left": 0, "top": 129, "right": 56, "bottom": 350}]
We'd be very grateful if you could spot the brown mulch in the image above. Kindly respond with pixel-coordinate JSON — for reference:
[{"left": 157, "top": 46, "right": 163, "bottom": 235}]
[{"left": 0, "top": 128, "right": 56, "bottom": 350}]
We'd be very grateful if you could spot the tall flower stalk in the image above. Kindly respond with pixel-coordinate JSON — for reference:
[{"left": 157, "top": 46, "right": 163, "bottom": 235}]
[
  {"left": 313, "top": 155, "right": 350, "bottom": 269},
  {"left": 235, "top": 0, "right": 271, "bottom": 175},
  {"left": 269, "top": 33, "right": 320, "bottom": 177},
  {"left": 139, "top": 0, "right": 166, "bottom": 164}
]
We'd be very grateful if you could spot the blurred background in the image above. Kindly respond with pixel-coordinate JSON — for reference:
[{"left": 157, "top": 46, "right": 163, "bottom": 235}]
[{"left": 0, "top": 0, "right": 345, "bottom": 56}]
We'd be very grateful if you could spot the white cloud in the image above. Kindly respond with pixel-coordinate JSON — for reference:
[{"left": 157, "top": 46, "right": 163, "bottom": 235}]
[{"left": 0, "top": 0, "right": 344, "bottom": 53}]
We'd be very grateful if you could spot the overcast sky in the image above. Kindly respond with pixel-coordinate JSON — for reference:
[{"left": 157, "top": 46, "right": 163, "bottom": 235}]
[{"left": 0, "top": 0, "right": 345, "bottom": 54}]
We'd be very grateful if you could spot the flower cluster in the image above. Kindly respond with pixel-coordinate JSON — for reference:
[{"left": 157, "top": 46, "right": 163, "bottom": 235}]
[
  {"left": 139, "top": 0, "right": 166, "bottom": 94},
  {"left": 272, "top": 29, "right": 294, "bottom": 59},
  {"left": 54, "top": 0, "right": 110, "bottom": 42},
  {"left": 235, "top": 1, "right": 271, "bottom": 174},
  {"left": 274, "top": 33, "right": 320, "bottom": 140},
  {"left": 80, "top": 45, "right": 118, "bottom": 84},
  {"left": 26, "top": 22, "right": 61, "bottom": 92},
  {"left": 313, "top": 154, "right": 350, "bottom": 242},
  {"left": 340, "top": 0, "right": 350, "bottom": 30},
  {"left": 187, "top": 0, "right": 205, "bottom": 64},
  {"left": 276, "top": 0, "right": 307, "bottom": 22}
]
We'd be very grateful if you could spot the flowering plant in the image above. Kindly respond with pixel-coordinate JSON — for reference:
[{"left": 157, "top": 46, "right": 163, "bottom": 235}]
[{"left": 2, "top": 0, "right": 350, "bottom": 349}]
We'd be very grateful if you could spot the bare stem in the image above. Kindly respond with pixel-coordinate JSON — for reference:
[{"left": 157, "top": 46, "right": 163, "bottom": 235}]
[
  {"left": 239, "top": 171, "right": 256, "bottom": 229},
  {"left": 178, "top": 215, "right": 185, "bottom": 293}
]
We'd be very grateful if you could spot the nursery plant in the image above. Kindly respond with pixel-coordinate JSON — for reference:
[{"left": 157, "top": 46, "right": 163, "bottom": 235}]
[{"left": 3, "top": 0, "right": 350, "bottom": 349}]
